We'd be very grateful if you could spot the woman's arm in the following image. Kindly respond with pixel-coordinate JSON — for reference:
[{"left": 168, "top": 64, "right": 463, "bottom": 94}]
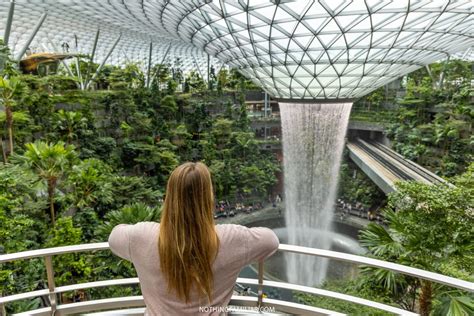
[
  {"left": 243, "top": 227, "right": 280, "bottom": 265},
  {"left": 108, "top": 224, "right": 134, "bottom": 261}
]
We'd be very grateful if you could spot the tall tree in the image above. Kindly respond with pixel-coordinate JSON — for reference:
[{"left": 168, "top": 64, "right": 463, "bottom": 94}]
[
  {"left": 15, "top": 141, "right": 78, "bottom": 225},
  {"left": 0, "top": 77, "right": 25, "bottom": 159}
]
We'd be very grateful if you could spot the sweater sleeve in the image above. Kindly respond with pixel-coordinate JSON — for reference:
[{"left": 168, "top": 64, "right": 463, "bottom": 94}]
[
  {"left": 108, "top": 224, "right": 134, "bottom": 261},
  {"left": 243, "top": 227, "right": 279, "bottom": 265}
]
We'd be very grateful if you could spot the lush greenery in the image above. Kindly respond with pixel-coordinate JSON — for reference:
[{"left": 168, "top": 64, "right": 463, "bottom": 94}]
[
  {"left": 350, "top": 86, "right": 395, "bottom": 124},
  {"left": 351, "top": 60, "right": 473, "bottom": 177},
  {"left": 388, "top": 61, "right": 472, "bottom": 177},
  {"left": 0, "top": 41, "right": 278, "bottom": 313},
  {"left": 338, "top": 155, "right": 385, "bottom": 209}
]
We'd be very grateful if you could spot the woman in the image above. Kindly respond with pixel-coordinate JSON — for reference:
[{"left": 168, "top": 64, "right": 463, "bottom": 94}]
[{"left": 109, "top": 162, "right": 279, "bottom": 315}]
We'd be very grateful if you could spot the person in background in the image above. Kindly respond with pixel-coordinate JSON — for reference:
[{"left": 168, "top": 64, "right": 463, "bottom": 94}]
[{"left": 109, "top": 162, "right": 279, "bottom": 315}]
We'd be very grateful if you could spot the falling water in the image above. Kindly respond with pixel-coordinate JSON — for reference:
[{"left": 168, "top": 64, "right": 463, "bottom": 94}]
[{"left": 280, "top": 102, "right": 352, "bottom": 286}]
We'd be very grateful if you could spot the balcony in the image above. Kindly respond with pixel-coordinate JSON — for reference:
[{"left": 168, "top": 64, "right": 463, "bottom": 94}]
[{"left": 0, "top": 244, "right": 472, "bottom": 316}]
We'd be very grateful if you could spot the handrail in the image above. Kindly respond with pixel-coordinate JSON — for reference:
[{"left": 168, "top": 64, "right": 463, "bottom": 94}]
[
  {"left": 12, "top": 296, "right": 346, "bottom": 316},
  {"left": 1, "top": 277, "right": 413, "bottom": 315},
  {"left": 1, "top": 242, "right": 473, "bottom": 316},
  {"left": 0, "top": 242, "right": 109, "bottom": 263},
  {"left": 279, "top": 244, "right": 473, "bottom": 292},
  {"left": 1, "top": 243, "right": 472, "bottom": 291}
]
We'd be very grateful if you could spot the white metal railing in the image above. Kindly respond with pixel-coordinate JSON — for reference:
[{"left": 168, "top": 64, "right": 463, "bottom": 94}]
[{"left": 0, "top": 243, "right": 472, "bottom": 316}]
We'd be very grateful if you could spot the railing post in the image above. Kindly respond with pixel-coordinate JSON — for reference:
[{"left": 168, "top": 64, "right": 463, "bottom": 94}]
[
  {"left": 257, "top": 260, "right": 264, "bottom": 308},
  {"left": 0, "top": 301, "right": 5, "bottom": 316},
  {"left": 44, "top": 256, "right": 57, "bottom": 315}
]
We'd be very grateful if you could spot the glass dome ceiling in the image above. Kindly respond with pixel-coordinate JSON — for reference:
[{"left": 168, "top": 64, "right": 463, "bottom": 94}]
[
  {"left": 1, "top": 0, "right": 473, "bottom": 100},
  {"left": 0, "top": 0, "right": 218, "bottom": 74}
]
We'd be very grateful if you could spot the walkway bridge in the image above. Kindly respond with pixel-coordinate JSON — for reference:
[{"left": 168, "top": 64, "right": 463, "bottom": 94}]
[
  {"left": 347, "top": 139, "right": 449, "bottom": 194},
  {"left": 1, "top": 243, "right": 472, "bottom": 316}
]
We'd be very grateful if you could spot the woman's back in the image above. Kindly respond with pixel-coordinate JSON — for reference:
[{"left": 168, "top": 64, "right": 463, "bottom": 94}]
[{"left": 109, "top": 222, "right": 279, "bottom": 315}]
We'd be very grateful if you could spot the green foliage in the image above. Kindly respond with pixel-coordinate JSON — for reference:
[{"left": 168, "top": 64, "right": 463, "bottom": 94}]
[
  {"left": 109, "top": 63, "right": 145, "bottom": 89},
  {"left": 45, "top": 217, "right": 92, "bottom": 288},
  {"left": 0, "top": 76, "right": 27, "bottom": 158},
  {"left": 217, "top": 68, "right": 229, "bottom": 94},
  {"left": 52, "top": 109, "right": 89, "bottom": 144},
  {"left": 184, "top": 70, "right": 206, "bottom": 93},
  {"left": 0, "top": 208, "right": 40, "bottom": 253},
  {"left": 295, "top": 280, "right": 391, "bottom": 315},
  {"left": 0, "top": 39, "right": 19, "bottom": 76},
  {"left": 159, "top": 95, "right": 178, "bottom": 117},
  {"left": 95, "top": 202, "right": 161, "bottom": 240},
  {"left": 66, "top": 158, "right": 114, "bottom": 209},
  {"left": 107, "top": 175, "right": 162, "bottom": 210},
  {"left": 434, "top": 295, "right": 474, "bottom": 316},
  {"left": 387, "top": 60, "right": 473, "bottom": 176},
  {"left": 358, "top": 169, "right": 474, "bottom": 314},
  {"left": 14, "top": 141, "right": 78, "bottom": 224},
  {"left": 212, "top": 118, "right": 233, "bottom": 146},
  {"left": 338, "top": 158, "right": 385, "bottom": 208}
]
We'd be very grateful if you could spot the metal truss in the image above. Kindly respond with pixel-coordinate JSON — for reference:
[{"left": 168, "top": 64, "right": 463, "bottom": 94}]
[{"left": 0, "top": 0, "right": 219, "bottom": 75}]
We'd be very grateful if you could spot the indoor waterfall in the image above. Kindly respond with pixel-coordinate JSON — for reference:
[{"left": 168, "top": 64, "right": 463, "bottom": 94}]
[{"left": 280, "top": 102, "right": 352, "bottom": 286}]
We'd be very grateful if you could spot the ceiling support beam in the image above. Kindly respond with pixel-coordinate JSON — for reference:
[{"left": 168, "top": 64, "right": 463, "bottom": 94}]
[
  {"left": 150, "top": 43, "right": 171, "bottom": 86},
  {"left": 85, "top": 34, "right": 121, "bottom": 89},
  {"left": 15, "top": 12, "right": 47, "bottom": 61},
  {"left": 207, "top": 54, "right": 210, "bottom": 89},
  {"left": 438, "top": 55, "right": 450, "bottom": 89},
  {"left": 3, "top": 0, "right": 15, "bottom": 46},
  {"left": 85, "top": 28, "right": 100, "bottom": 85},
  {"left": 146, "top": 41, "right": 153, "bottom": 88},
  {"left": 73, "top": 35, "right": 85, "bottom": 90},
  {"left": 192, "top": 55, "right": 205, "bottom": 80}
]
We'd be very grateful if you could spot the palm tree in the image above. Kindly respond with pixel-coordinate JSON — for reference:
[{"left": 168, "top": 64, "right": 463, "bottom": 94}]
[
  {"left": 359, "top": 207, "right": 472, "bottom": 316},
  {"left": 95, "top": 202, "right": 161, "bottom": 239},
  {"left": 233, "top": 132, "right": 257, "bottom": 160},
  {"left": 0, "top": 110, "right": 31, "bottom": 163},
  {"left": 16, "top": 141, "right": 77, "bottom": 225},
  {"left": 359, "top": 213, "right": 419, "bottom": 312},
  {"left": 52, "top": 110, "right": 88, "bottom": 144},
  {"left": 0, "top": 77, "right": 25, "bottom": 159}
]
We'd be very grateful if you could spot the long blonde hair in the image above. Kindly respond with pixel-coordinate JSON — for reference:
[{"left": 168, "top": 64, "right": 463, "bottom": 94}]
[{"left": 158, "top": 162, "right": 219, "bottom": 303}]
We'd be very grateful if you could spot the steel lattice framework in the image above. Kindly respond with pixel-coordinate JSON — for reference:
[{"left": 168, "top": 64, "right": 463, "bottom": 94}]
[
  {"left": 0, "top": 0, "right": 218, "bottom": 75},
  {"left": 1, "top": 0, "right": 473, "bottom": 99}
]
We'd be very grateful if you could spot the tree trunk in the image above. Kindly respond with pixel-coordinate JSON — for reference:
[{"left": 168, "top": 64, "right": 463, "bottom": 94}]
[
  {"left": 0, "top": 135, "right": 7, "bottom": 164},
  {"left": 419, "top": 280, "right": 433, "bottom": 316},
  {"left": 67, "top": 126, "right": 73, "bottom": 145},
  {"left": 48, "top": 179, "right": 57, "bottom": 225},
  {"left": 5, "top": 106, "right": 13, "bottom": 157}
]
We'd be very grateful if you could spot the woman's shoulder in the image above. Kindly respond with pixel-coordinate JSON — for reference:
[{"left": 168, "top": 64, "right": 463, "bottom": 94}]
[
  {"left": 119, "top": 221, "right": 159, "bottom": 232},
  {"left": 215, "top": 223, "right": 246, "bottom": 233},
  {"left": 215, "top": 224, "right": 248, "bottom": 239},
  {"left": 124, "top": 221, "right": 160, "bottom": 239},
  {"left": 215, "top": 224, "right": 276, "bottom": 240}
]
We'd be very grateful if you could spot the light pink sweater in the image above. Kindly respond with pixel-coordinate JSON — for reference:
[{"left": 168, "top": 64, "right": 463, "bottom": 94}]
[{"left": 108, "top": 222, "right": 279, "bottom": 315}]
